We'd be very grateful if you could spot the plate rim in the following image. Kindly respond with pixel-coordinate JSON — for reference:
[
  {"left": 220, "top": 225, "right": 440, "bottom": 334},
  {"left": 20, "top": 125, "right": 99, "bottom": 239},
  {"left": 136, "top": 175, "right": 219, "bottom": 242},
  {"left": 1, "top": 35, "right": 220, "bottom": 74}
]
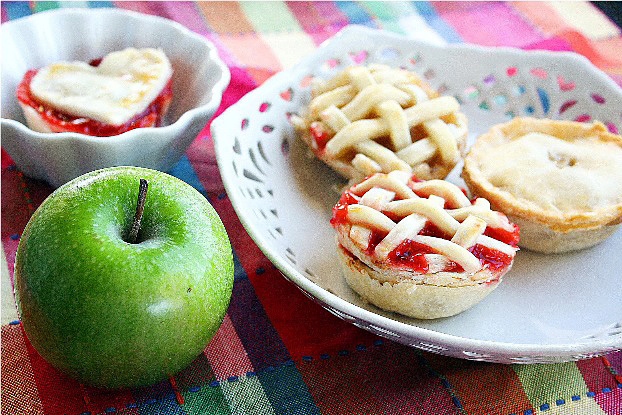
[{"left": 212, "top": 24, "right": 622, "bottom": 361}]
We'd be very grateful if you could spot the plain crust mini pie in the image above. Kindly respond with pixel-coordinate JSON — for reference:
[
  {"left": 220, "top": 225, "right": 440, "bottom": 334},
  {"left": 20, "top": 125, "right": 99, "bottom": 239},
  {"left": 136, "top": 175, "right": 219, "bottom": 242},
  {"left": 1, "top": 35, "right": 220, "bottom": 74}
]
[
  {"left": 291, "top": 64, "right": 467, "bottom": 184},
  {"left": 331, "top": 171, "right": 519, "bottom": 319},
  {"left": 462, "top": 117, "right": 622, "bottom": 253}
]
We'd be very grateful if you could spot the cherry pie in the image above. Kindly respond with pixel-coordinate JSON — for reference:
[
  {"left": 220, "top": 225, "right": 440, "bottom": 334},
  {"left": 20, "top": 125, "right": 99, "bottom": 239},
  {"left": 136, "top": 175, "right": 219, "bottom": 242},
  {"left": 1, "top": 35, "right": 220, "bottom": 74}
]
[
  {"left": 17, "top": 48, "right": 172, "bottom": 136},
  {"left": 292, "top": 64, "right": 467, "bottom": 184},
  {"left": 331, "top": 171, "right": 519, "bottom": 319}
]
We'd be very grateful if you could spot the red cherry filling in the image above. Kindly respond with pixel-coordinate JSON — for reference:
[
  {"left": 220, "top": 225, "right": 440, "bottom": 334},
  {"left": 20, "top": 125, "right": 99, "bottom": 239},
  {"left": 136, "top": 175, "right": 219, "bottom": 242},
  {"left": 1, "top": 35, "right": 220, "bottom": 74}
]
[
  {"left": 468, "top": 244, "right": 513, "bottom": 272},
  {"left": 16, "top": 64, "right": 172, "bottom": 137},
  {"left": 330, "top": 191, "right": 358, "bottom": 227},
  {"left": 484, "top": 223, "right": 520, "bottom": 247},
  {"left": 387, "top": 240, "right": 434, "bottom": 273},
  {"left": 308, "top": 122, "right": 331, "bottom": 153},
  {"left": 331, "top": 185, "right": 519, "bottom": 274}
]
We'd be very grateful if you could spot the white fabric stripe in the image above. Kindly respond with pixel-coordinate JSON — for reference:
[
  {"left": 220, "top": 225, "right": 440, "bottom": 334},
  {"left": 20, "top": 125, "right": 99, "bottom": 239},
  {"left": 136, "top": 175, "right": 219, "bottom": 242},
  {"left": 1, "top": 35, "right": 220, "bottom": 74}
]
[
  {"left": 397, "top": 13, "right": 448, "bottom": 46},
  {"left": 260, "top": 31, "right": 318, "bottom": 70},
  {"left": 547, "top": 1, "right": 620, "bottom": 40}
]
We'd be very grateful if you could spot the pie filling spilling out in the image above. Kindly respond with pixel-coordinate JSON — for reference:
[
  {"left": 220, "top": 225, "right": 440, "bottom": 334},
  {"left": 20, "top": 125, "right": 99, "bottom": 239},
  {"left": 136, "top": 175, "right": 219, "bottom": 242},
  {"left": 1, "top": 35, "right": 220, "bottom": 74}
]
[
  {"left": 292, "top": 64, "right": 468, "bottom": 183},
  {"left": 331, "top": 171, "right": 519, "bottom": 318},
  {"left": 17, "top": 48, "right": 173, "bottom": 136}
]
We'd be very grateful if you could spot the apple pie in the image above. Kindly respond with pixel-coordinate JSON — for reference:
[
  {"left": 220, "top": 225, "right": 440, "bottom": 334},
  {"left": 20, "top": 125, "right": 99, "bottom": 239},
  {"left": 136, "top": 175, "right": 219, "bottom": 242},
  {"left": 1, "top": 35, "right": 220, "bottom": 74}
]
[
  {"left": 462, "top": 117, "right": 622, "bottom": 253},
  {"left": 17, "top": 48, "right": 173, "bottom": 136},
  {"left": 292, "top": 64, "right": 467, "bottom": 184},
  {"left": 331, "top": 171, "right": 519, "bottom": 319}
]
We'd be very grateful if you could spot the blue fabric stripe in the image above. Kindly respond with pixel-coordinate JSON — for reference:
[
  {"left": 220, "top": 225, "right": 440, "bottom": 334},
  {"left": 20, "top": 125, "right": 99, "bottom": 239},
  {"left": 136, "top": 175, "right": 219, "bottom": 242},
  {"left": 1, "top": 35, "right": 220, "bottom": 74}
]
[
  {"left": 257, "top": 363, "right": 321, "bottom": 415},
  {"left": 410, "top": 1, "right": 462, "bottom": 43},
  {"left": 168, "top": 155, "right": 210, "bottom": 201},
  {"left": 4, "top": 1, "right": 32, "bottom": 20},
  {"left": 232, "top": 250, "right": 247, "bottom": 282},
  {"left": 227, "top": 276, "right": 291, "bottom": 371},
  {"left": 88, "top": 1, "right": 114, "bottom": 8},
  {"left": 335, "top": 1, "right": 377, "bottom": 28},
  {"left": 131, "top": 378, "right": 187, "bottom": 415}
]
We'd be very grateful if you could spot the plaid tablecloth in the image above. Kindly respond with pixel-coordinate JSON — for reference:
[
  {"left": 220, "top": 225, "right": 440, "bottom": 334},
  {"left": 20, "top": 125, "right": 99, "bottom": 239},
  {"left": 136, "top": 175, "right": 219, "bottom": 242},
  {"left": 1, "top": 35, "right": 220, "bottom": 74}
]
[{"left": 2, "top": 2, "right": 622, "bottom": 414}]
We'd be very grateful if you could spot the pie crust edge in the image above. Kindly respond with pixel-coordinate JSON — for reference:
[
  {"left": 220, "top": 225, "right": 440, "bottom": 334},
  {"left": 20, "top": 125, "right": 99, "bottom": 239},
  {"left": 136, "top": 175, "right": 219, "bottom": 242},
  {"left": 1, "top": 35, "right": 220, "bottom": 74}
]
[
  {"left": 462, "top": 117, "right": 622, "bottom": 252},
  {"left": 337, "top": 244, "right": 502, "bottom": 319}
]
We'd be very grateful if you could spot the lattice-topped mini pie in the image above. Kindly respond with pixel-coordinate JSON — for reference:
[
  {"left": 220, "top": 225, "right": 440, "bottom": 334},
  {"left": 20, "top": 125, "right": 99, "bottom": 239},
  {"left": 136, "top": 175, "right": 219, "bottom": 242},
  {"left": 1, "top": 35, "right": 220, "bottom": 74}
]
[
  {"left": 463, "top": 117, "right": 622, "bottom": 253},
  {"left": 292, "top": 64, "right": 467, "bottom": 183},
  {"left": 331, "top": 171, "right": 519, "bottom": 319}
]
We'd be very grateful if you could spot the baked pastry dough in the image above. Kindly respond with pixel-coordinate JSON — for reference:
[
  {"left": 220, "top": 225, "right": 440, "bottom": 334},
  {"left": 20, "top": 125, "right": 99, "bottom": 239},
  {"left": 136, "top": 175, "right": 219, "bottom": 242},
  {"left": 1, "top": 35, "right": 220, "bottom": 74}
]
[
  {"left": 332, "top": 171, "right": 519, "bottom": 319},
  {"left": 16, "top": 48, "right": 173, "bottom": 136},
  {"left": 292, "top": 64, "right": 467, "bottom": 184},
  {"left": 462, "top": 117, "right": 622, "bottom": 253}
]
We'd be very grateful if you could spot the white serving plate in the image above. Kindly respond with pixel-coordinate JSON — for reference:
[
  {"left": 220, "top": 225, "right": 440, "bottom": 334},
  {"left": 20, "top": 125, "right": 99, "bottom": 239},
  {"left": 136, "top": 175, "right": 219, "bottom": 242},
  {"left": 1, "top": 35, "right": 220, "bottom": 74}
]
[
  {"left": 212, "top": 25, "right": 622, "bottom": 363},
  {"left": 1, "top": 8, "right": 229, "bottom": 187}
]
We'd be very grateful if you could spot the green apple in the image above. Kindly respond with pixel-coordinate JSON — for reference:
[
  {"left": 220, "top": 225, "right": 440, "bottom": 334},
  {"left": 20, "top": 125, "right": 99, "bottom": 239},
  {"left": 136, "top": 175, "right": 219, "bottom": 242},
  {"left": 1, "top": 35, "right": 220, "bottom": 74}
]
[{"left": 14, "top": 166, "right": 234, "bottom": 389}]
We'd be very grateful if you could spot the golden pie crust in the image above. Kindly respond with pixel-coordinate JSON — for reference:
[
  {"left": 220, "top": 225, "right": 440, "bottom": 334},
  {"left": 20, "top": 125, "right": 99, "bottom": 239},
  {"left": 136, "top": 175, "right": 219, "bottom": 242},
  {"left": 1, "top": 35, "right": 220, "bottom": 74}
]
[
  {"left": 332, "top": 172, "right": 518, "bottom": 319},
  {"left": 462, "top": 117, "right": 622, "bottom": 253},
  {"left": 337, "top": 244, "right": 501, "bottom": 320},
  {"left": 291, "top": 64, "right": 467, "bottom": 184}
]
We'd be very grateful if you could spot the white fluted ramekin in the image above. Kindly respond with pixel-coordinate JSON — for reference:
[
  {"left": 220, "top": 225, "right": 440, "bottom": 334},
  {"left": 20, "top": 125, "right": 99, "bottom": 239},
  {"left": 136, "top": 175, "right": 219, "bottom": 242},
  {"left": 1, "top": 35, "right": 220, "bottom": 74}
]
[{"left": 1, "top": 8, "right": 230, "bottom": 187}]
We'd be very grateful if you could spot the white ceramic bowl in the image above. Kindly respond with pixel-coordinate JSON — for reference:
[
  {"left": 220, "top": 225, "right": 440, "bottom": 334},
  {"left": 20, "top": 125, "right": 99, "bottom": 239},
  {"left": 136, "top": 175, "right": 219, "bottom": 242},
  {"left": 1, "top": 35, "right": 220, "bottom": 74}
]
[{"left": 1, "top": 8, "right": 230, "bottom": 187}]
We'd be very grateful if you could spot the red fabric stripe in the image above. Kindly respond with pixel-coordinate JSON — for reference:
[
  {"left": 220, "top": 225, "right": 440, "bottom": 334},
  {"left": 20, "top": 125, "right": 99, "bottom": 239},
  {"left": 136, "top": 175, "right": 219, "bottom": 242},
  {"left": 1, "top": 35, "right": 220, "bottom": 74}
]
[
  {"left": 558, "top": 29, "right": 622, "bottom": 69},
  {"left": 311, "top": 1, "right": 350, "bottom": 29},
  {"left": 1, "top": 167, "right": 53, "bottom": 284},
  {"left": 113, "top": 1, "right": 162, "bottom": 18},
  {"left": 522, "top": 36, "right": 573, "bottom": 52},
  {"left": 77, "top": 386, "right": 136, "bottom": 415},
  {"left": 426, "top": 354, "right": 532, "bottom": 415},
  {"left": 299, "top": 342, "right": 460, "bottom": 415},
  {"left": 604, "top": 352, "right": 622, "bottom": 382},
  {"left": 20, "top": 325, "right": 88, "bottom": 414},
  {"left": 1, "top": 325, "right": 45, "bottom": 414},
  {"left": 204, "top": 314, "right": 254, "bottom": 379},
  {"left": 595, "top": 387, "right": 622, "bottom": 415},
  {"left": 577, "top": 357, "right": 619, "bottom": 393},
  {"left": 286, "top": 2, "right": 340, "bottom": 45},
  {"left": 174, "top": 351, "right": 216, "bottom": 390},
  {"left": 245, "top": 67, "right": 275, "bottom": 86},
  {"left": 2, "top": 148, "right": 13, "bottom": 169}
]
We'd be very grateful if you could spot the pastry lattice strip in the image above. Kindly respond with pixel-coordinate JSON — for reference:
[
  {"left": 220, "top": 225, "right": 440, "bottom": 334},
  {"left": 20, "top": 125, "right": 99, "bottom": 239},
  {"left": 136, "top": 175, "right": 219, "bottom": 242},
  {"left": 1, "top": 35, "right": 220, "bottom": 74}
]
[
  {"left": 345, "top": 174, "right": 516, "bottom": 274},
  {"left": 309, "top": 65, "right": 462, "bottom": 177}
]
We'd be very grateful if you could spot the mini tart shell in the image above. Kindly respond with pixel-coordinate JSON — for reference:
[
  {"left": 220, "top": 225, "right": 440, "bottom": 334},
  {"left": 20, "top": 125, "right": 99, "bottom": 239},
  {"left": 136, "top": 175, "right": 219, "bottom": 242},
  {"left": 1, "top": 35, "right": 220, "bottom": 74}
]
[
  {"left": 334, "top": 218, "right": 515, "bottom": 319},
  {"left": 462, "top": 117, "right": 622, "bottom": 253},
  {"left": 337, "top": 244, "right": 504, "bottom": 320}
]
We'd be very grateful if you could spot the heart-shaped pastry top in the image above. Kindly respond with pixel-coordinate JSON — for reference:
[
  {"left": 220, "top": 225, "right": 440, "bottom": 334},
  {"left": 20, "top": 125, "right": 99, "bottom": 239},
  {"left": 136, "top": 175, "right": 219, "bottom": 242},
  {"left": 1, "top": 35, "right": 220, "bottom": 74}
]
[{"left": 29, "top": 48, "right": 172, "bottom": 126}]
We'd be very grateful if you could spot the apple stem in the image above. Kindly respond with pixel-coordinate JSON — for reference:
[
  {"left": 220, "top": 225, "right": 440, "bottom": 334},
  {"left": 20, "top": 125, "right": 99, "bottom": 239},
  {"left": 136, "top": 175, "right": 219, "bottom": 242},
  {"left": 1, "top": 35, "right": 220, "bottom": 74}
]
[{"left": 128, "top": 178, "right": 148, "bottom": 244}]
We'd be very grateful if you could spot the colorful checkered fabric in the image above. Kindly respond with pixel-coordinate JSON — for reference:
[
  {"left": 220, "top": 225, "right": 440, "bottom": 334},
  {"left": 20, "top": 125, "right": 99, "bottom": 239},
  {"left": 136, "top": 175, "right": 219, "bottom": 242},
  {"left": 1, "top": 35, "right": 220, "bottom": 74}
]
[{"left": 2, "top": 2, "right": 622, "bottom": 414}]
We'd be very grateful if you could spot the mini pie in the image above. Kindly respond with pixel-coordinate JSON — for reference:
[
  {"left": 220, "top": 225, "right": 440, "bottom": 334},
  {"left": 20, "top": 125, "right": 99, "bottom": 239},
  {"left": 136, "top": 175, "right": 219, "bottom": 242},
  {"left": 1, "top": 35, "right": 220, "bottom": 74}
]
[
  {"left": 17, "top": 48, "right": 173, "bottom": 136},
  {"left": 331, "top": 171, "right": 519, "bottom": 319},
  {"left": 291, "top": 64, "right": 468, "bottom": 184},
  {"left": 462, "top": 117, "right": 622, "bottom": 253}
]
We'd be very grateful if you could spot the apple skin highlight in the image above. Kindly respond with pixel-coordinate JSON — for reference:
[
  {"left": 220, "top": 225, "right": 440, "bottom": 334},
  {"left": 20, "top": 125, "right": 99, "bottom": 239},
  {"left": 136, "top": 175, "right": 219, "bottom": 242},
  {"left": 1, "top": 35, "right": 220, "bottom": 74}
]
[{"left": 14, "top": 167, "right": 234, "bottom": 389}]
